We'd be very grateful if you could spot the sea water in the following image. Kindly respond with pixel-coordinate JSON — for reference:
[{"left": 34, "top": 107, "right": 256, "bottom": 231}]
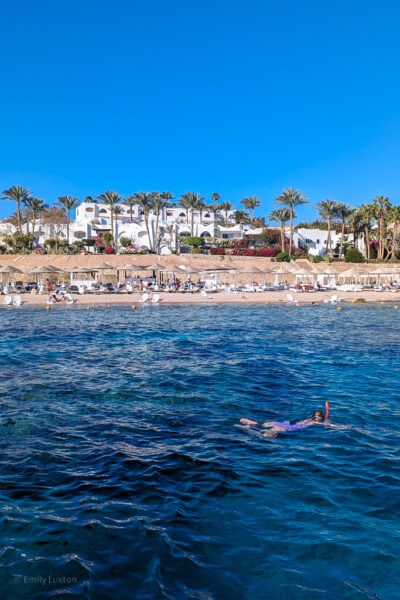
[{"left": 0, "top": 303, "right": 399, "bottom": 600}]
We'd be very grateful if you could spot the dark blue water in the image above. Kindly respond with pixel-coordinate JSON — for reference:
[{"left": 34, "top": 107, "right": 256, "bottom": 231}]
[{"left": 0, "top": 303, "right": 399, "bottom": 600}]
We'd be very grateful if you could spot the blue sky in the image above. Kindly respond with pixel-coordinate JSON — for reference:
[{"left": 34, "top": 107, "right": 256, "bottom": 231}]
[{"left": 1, "top": 0, "right": 400, "bottom": 223}]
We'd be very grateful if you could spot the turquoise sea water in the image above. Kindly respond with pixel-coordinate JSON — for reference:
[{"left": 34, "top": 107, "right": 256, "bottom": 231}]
[{"left": 0, "top": 303, "right": 399, "bottom": 600}]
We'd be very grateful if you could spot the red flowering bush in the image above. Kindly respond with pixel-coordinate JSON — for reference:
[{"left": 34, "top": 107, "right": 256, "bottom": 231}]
[
  {"left": 209, "top": 247, "right": 225, "bottom": 255},
  {"left": 257, "top": 248, "right": 277, "bottom": 257}
]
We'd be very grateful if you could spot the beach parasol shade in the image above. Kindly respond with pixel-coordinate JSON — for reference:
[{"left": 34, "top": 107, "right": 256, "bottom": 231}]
[
  {"left": 143, "top": 264, "right": 165, "bottom": 271},
  {"left": 318, "top": 266, "right": 339, "bottom": 274},
  {"left": 338, "top": 268, "right": 360, "bottom": 278},
  {"left": 91, "top": 261, "right": 115, "bottom": 270},
  {"left": 239, "top": 266, "right": 265, "bottom": 274},
  {"left": 46, "top": 265, "right": 65, "bottom": 273},
  {"left": 116, "top": 263, "right": 140, "bottom": 271},
  {"left": 0, "top": 265, "right": 23, "bottom": 273},
  {"left": 0, "top": 264, "right": 23, "bottom": 287},
  {"left": 175, "top": 265, "right": 201, "bottom": 273},
  {"left": 25, "top": 265, "right": 61, "bottom": 274},
  {"left": 69, "top": 266, "right": 96, "bottom": 273},
  {"left": 202, "top": 263, "right": 235, "bottom": 272}
]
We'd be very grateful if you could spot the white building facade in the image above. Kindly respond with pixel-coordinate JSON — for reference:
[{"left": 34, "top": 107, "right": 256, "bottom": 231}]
[{"left": 34, "top": 201, "right": 217, "bottom": 254}]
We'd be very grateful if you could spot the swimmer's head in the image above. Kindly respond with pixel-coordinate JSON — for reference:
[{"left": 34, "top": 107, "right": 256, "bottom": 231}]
[{"left": 311, "top": 410, "right": 325, "bottom": 422}]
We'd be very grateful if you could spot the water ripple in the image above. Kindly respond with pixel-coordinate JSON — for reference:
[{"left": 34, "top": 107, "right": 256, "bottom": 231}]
[{"left": 0, "top": 304, "right": 399, "bottom": 598}]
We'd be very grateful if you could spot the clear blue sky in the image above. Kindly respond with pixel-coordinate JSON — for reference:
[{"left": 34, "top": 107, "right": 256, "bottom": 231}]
[{"left": 1, "top": 0, "right": 400, "bottom": 223}]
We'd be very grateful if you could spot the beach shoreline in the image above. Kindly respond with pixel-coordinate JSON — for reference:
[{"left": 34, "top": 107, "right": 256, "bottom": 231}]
[{"left": 6, "top": 288, "right": 399, "bottom": 307}]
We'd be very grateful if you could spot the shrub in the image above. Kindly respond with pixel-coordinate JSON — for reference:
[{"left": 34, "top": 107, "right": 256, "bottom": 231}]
[
  {"left": 257, "top": 248, "right": 277, "bottom": 257},
  {"left": 345, "top": 247, "right": 364, "bottom": 263},
  {"left": 209, "top": 247, "right": 225, "bottom": 255},
  {"left": 275, "top": 251, "right": 291, "bottom": 262},
  {"left": 184, "top": 236, "right": 204, "bottom": 248}
]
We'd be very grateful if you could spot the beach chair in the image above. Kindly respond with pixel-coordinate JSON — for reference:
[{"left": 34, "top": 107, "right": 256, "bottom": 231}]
[
  {"left": 139, "top": 292, "right": 149, "bottom": 303},
  {"left": 151, "top": 294, "right": 161, "bottom": 303},
  {"left": 200, "top": 290, "right": 212, "bottom": 299},
  {"left": 3, "top": 295, "right": 12, "bottom": 305},
  {"left": 13, "top": 295, "right": 22, "bottom": 306},
  {"left": 286, "top": 293, "right": 296, "bottom": 303}
]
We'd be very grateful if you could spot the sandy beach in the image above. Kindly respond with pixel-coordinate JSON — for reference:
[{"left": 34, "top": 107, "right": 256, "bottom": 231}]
[{"left": 5, "top": 287, "right": 399, "bottom": 307}]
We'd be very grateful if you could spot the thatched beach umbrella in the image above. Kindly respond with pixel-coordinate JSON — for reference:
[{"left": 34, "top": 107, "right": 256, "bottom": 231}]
[
  {"left": 143, "top": 263, "right": 167, "bottom": 284},
  {"left": 239, "top": 266, "right": 265, "bottom": 285},
  {"left": 200, "top": 263, "right": 236, "bottom": 286},
  {"left": 272, "top": 266, "right": 291, "bottom": 286},
  {"left": 317, "top": 266, "right": 338, "bottom": 287},
  {"left": 370, "top": 266, "right": 395, "bottom": 284},
  {"left": 338, "top": 268, "right": 361, "bottom": 284},
  {"left": 91, "top": 261, "right": 115, "bottom": 270},
  {"left": 0, "top": 264, "right": 23, "bottom": 289}
]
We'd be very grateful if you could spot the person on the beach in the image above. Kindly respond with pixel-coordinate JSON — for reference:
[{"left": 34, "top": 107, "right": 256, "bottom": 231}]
[{"left": 240, "top": 409, "right": 327, "bottom": 436}]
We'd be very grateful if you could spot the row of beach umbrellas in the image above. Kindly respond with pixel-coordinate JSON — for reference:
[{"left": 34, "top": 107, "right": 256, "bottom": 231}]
[{"left": 1, "top": 260, "right": 400, "bottom": 288}]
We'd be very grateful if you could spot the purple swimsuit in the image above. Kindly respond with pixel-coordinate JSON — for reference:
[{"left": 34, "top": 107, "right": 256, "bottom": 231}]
[{"left": 272, "top": 421, "right": 310, "bottom": 432}]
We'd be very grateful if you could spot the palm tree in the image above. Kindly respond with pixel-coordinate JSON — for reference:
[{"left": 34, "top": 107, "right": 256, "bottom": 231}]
[
  {"left": 56, "top": 196, "right": 80, "bottom": 241},
  {"left": 178, "top": 192, "right": 202, "bottom": 235},
  {"left": 269, "top": 208, "right": 291, "bottom": 252},
  {"left": 97, "top": 190, "right": 122, "bottom": 248},
  {"left": 161, "top": 191, "right": 174, "bottom": 205},
  {"left": 315, "top": 199, "right": 340, "bottom": 257},
  {"left": 387, "top": 205, "right": 400, "bottom": 259},
  {"left": 241, "top": 196, "right": 261, "bottom": 226},
  {"left": 133, "top": 192, "right": 153, "bottom": 249},
  {"left": 123, "top": 195, "right": 137, "bottom": 222},
  {"left": 208, "top": 201, "right": 222, "bottom": 237},
  {"left": 219, "top": 201, "right": 234, "bottom": 226},
  {"left": 233, "top": 210, "right": 251, "bottom": 226},
  {"left": 335, "top": 202, "right": 353, "bottom": 259},
  {"left": 1, "top": 185, "right": 31, "bottom": 233},
  {"left": 23, "top": 197, "right": 48, "bottom": 236},
  {"left": 151, "top": 192, "right": 171, "bottom": 252},
  {"left": 372, "top": 196, "right": 391, "bottom": 260},
  {"left": 356, "top": 203, "right": 375, "bottom": 260},
  {"left": 274, "top": 188, "right": 308, "bottom": 255}
]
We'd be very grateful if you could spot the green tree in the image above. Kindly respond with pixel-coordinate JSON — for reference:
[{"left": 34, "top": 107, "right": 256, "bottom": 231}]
[
  {"left": 123, "top": 195, "right": 137, "bottom": 222},
  {"left": 134, "top": 192, "right": 153, "bottom": 250},
  {"left": 151, "top": 191, "right": 171, "bottom": 253},
  {"left": 208, "top": 200, "right": 222, "bottom": 237},
  {"left": 355, "top": 203, "right": 375, "bottom": 261},
  {"left": 269, "top": 207, "right": 291, "bottom": 252},
  {"left": 23, "top": 197, "right": 48, "bottom": 236},
  {"left": 386, "top": 205, "right": 400, "bottom": 259},
  {"left": 372, "top": 195, "right": 391, "bottom": 260},
  {"left": 335, "top": 202, "right": 353, "bottom": 259},
  {"left": 219, "top": 201, "right": 234, "bottom": 226},
  {"left": 178, "top": 191, "right": 202, "bottom": 235},
  {"left": 241, "top": 196, "right": 261, "bottom": 226},
  {"left": 233, "top": 210, "right": 251, "bottom": 225},
  {"left": 1, "top": 185, "right": 31, "bottom": 233},
  {"left": 274, "top": 188, "right": 308, "bottom": 256},
  {"left": 315, "top": 199, "right": 340, "bottom": 257},
  {"left": 345, "top": 247, "right": 364, "bottom": 263},
  {"left": 56, "top": 196, "right": 80, "bottom": 241},
  {"left": 102, "top": 232, "right": 113, "bottom": 248},
  {"left": 97, "top": 190, "right": 122, "bottom": 248}
]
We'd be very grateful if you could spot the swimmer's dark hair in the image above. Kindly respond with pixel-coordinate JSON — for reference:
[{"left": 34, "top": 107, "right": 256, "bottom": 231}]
[{"left": 311, "top": 410, "right": 325, "bottom": 422}]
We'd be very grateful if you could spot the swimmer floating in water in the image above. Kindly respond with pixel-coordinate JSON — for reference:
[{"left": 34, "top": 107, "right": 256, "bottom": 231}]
[{"left": 240, "top": 403, "right": 329, "bottom": 437}]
